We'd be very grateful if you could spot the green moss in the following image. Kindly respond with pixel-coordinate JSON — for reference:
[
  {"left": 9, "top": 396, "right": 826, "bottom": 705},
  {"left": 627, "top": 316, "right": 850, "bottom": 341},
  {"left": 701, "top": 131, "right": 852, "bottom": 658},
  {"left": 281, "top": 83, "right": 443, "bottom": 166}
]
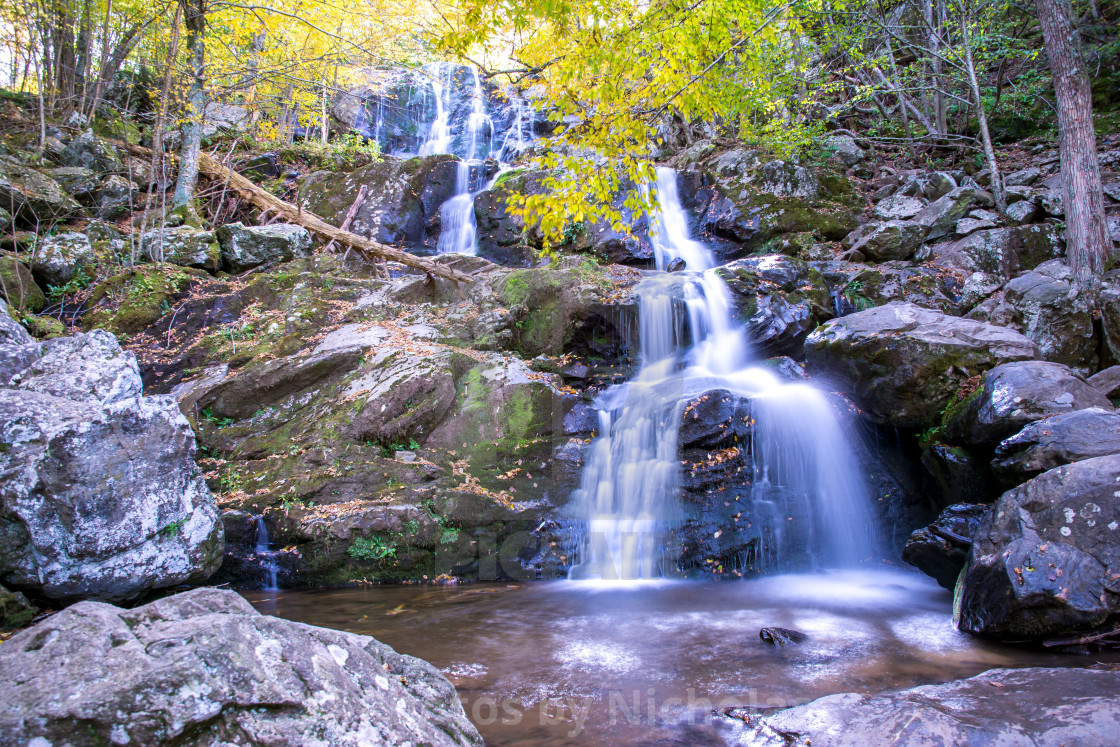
[
  {"left": 0, "top": 255, "right": 46, "bottom": 313},
  {"left": 84, "top": 264, "right": 194, "bottom": 336}
]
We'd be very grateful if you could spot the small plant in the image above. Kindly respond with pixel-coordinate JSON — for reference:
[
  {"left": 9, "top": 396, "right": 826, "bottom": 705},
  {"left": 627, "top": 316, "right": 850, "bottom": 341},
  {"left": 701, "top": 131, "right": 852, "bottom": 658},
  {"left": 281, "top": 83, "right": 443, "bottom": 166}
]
[
  {"left": 46, "top": 268, "right": 92, "bottom": 301},
  {"left": 160, "top": 518, "right": 187, "bottom": 537},
  {"left": 200, "top": 408, "right": 235, "bottom": 429},
  {"left": 347, "top": 535, "right": 396, "bottom": 562}
]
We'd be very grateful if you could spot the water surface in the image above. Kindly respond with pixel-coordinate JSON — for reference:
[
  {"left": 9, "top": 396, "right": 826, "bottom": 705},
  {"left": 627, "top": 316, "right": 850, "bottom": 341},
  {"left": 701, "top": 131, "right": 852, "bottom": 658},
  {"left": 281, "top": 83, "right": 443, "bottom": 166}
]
[{"left": 242, "top": 569, "right": 1114, "bottom": 746}]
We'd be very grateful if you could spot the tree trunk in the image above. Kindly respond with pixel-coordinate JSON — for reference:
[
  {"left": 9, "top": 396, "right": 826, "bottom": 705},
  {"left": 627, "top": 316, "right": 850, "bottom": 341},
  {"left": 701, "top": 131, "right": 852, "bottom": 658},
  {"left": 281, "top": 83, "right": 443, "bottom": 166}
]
[
  {"left": 960, "top": 4, "right": 1005, "bottom": 212},
  {"left": 1036, "top": 0, "right": 1111, "bottom": 287},
  {"left": 172, "top": 0, "right": 207, "bottom": 214}
]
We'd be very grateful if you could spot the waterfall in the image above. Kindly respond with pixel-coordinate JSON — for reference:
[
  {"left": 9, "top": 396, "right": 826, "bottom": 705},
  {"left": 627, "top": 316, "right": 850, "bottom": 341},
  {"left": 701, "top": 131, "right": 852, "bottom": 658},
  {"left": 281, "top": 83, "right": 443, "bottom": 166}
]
[
  {"left": 418, "top": 63, "right": 453, "bottom": 157},
  {"left": 255, "top": 516, "right": 279, "bottom": 591},
  {"left": 568, "top": 167, "right": 878, "bottom": 581}
]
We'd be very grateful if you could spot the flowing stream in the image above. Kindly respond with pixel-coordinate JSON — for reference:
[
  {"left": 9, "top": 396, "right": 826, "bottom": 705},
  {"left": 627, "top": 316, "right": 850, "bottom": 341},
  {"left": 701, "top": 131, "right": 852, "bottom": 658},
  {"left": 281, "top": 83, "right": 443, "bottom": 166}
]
[
  {"left": 568, "top": 167, "right": 878, "bottom": 581},
  {"left": 243, "top": 571, "right": 1119, "bottom": 745}
]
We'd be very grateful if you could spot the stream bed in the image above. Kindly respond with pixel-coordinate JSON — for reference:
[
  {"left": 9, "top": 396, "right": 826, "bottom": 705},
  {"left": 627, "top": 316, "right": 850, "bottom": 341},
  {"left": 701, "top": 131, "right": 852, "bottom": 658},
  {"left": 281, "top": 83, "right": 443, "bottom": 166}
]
[{"left": 241, "top": 569, "right": 1117, "bottom": 746}]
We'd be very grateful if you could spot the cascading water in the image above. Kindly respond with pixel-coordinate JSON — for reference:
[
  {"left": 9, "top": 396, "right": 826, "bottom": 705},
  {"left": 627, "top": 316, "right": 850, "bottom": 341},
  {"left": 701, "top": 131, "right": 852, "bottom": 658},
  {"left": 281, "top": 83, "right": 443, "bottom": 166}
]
[
  {"left": 569, "top": 167, "right": 878, "bottom": 581},
  {"left": 436, "top": 67, "right": 492, "bottom": 255},
  {"left": 254, "top": 516, "right": 279, "bottom": 591}
]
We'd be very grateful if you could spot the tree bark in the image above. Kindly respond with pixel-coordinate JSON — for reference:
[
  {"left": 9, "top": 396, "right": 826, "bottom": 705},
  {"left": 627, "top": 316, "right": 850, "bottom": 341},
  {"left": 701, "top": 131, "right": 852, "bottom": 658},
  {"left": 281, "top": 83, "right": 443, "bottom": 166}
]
[
  {"left": 1036, "top": 0, "right": 1111, "bottom": 287},
  {"left": 960, "top": 5, "right": 1005, "bottom": 212},
  {"left": 172, "top": 0, "right": 207, "bottom": 213}
]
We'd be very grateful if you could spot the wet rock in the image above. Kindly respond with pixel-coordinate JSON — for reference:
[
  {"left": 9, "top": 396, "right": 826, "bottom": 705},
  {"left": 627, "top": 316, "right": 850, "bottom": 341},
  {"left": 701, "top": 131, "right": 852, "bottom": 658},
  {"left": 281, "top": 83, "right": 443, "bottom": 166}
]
[
  {"left": 993, "top": 408, "right": 1120, "bottom": 481},
  {"left": 298, "top": 155, "right": 459, "bottom": 248},
  {"left": 679, "top": 389, "right": 752, "bottom": 449},
  {"left": 812, "top": 260, "right": 960, "bottom": 315},
  {"left": 0, "top": 329, "right": 223, "bottom": 603},
  {"left": 842, "top": 220, "right": 926, "bottom": 261},
  {"left": 217, "top": 222, "right": 314, "bottom": 273},
  {"left": 912, "top": 187, "right": 995, "bottom": 243},
  {"left": 967, "top": 260, "right": 1092, "bottom": 371},
  {"left": 33, "top": 231, "right": 95, "bottom": 289},
  {"left": 921, "top": 443, "right": 998, "bottom": 506},
  {"left": 141, "top": 226, "right": 221, "bottom": 272},
  {"left": 0, "top": 157, "right": 83, "bottom": 226},
  {"left": 719, "top": 256, "right": 832, "bottom": 354},
  {"left": 958, "top": 454, "right": 1120, "bottom": 639},
  {"left": 737, "top": 667, "right": 1120, "bottom": 746},
  {"left": 942, "top": 360, "right": 1111, "bottom": 447},
  {"left": 803, "top": 302, "right": 1038, "bottom": 429},
  {"left": 759, "top": 627, "right": 807, "bottom": 646},
  {"left": 902, "top": 503, "right": 988, "bottom": 589},
  {"left": 0, "top": 587, "right": 482, "bottom": 746},
  {"left": 666, "top": 257, "right": 687, "bottom": 272},
  {"left": 870, "top": 194, "right": 924, "bottom": 221}
]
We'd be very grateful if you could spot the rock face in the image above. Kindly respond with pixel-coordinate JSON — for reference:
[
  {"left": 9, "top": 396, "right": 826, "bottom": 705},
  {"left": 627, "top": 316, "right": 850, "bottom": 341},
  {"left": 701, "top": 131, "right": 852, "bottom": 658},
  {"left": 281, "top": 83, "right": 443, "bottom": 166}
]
[
  {"left": 942, "top": 360, "right": 1112, "bottom": 446},
  {"left": 298, "top": 155, "right": 459, "bottom": 248},
  {"left": 217, "top": 222, "right": 314, "bottom": 273},
  {"left": 958, "top": 454, "right": 1120, "bottom": 639},
  {"left": 0, "top": 325, "right": 223, "bottom": 603},
  {"left": 803, "top": 302, "right": 1038, "bottom": 428},
  {"left": 993, "top": 408, "right": 1120, "bottom": 481},
  {"left": 0, "top": 587, "right": 483, "bottom": 746},
  {"left": 736, "top": 667, "right": 1120, "bottom": 747}
]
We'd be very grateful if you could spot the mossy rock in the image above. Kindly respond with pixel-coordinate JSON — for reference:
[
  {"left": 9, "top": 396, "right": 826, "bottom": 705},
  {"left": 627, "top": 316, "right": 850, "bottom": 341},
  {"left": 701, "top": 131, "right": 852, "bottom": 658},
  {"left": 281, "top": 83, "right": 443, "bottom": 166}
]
[
  {"left": 83, "top": 264, "right": 196, "bottom": 336},
  {"left": 25, "top": 314, "right": 65, "bottom": 339},
  {"left": 0, "top": 254, "right": 46, "bottom": 313}
]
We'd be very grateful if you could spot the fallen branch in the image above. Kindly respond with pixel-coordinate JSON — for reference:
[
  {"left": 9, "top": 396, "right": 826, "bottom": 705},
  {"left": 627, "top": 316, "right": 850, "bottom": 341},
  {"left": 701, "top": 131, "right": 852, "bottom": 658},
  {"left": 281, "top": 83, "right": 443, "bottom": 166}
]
[
  {"left": 107, "top": 139, "right": 474, "bottom": 284},
  {"left": 323, "top": 184, "right": 368, "bottom": 253}
]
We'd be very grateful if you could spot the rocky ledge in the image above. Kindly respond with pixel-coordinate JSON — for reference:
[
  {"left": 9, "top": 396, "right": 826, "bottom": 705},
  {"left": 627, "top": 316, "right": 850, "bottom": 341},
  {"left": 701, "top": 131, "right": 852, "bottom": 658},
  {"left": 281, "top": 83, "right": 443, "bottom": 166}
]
[
  {"left": 0, "top": 587, "right": 483, "bottom": 746},
  {"left": 735, "top": 666, "right": 1120, "bottom": 746}
]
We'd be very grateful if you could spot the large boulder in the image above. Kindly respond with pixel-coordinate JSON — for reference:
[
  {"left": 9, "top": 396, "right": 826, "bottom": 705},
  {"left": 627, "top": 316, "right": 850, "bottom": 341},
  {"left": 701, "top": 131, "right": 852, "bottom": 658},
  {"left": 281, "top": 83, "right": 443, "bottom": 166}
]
[
  {"left": 803, "top": 302, "right": 1038, "bottom": 428},
  {"left": 141, "top": 226, "right": 220, "bottom": 272},
  {"left": 993, "top": 408, "right": 1120, "bottom": 481},
  {"left": 902, "top": 503, "right": 988, "bottom": 589},
  {"left": 718, "top": 255, "right": 832, "bottom": 355},
  {"left": 942, "top": 360, "right": 1111, "bottom": 446},
  {"left": 737, "top": 667, "right": 1120, "bottom": 746},
  {"left": 0, "top": 157, "right": 83, "bottom": 226},
  {"left": 0, "top": 327, "right": 223, "bottom": 602},
  {"left": 842, "top": 220, "right": 926, "bottom": 261},
  {"left": 33, "top": 231, "right": 95, "bottom": 289},
  {"left": 217, "top": 222, "right": 314, "bottom": 273},
  {"left": 0, "top": 254, "right": 46, "bottom": 313},
  {"left": 298, "top": 155, "right": 459, "bottom": 248},
  {"left": 957, "top": 454, "right": 1120, "bottom": 639},
  {"left": 0, "top": 587, "right": 482, "bottom": 746},
  {"left": 95, "top": 174, "right": 137, "bottom": 220},
  {"left": 967, "top": 260, "right": 1093, "bottom": 371}
]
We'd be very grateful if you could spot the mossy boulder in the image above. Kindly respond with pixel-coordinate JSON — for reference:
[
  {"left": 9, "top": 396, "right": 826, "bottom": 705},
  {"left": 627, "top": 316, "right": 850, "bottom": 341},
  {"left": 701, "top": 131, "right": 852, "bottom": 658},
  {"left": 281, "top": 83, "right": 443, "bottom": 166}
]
[
  {"left": 0, "top": 254, "right": 46, "bottom": 313},
  {"left": 0, "top": 158, "right": 83, "bottom": 226},
  {"left": 83, "top": 264, "right": 196, "bottom": 336},
  {"left": 804, "top": 302, "right": 1039, "bottom": 429},
  {"left": 33, "top": 231, "right": 95, "bottom": 289},
  {"left": 140, "top": 226, "right": 220, "bottom": 272}
]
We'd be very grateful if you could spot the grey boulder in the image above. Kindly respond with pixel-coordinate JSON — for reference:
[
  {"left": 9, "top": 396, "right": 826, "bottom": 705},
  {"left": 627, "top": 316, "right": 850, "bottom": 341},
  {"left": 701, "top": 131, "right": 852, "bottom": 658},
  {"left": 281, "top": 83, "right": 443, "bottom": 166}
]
[
  {"left": 0, "top": 328, "right": 223, "bottom": 603},
  {"left": 141, "top": 226, "right": 220, "bottom": 272},
  {"left": 0, "top": 587, "right": 483, "bottom": 746},
  {"left": 33, "top": 231, "right": 95, "bottom": 288},
  {"left": 912, "top": 186, "right": 994, "bottom": 243},
  {"left": 217, "top": 221, "right": 314, "bottom": 273},
  {"left": 902, "top": 502, "right": 988, "bottom": 590}
]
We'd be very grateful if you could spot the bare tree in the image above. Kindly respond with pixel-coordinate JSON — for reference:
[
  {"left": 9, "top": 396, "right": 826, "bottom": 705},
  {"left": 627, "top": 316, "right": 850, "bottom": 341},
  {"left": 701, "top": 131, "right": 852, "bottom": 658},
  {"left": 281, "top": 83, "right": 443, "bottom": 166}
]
[
  {"left": 172, "top": 0, "right": 207, "bottom": 217},
  {"left": 1035, "top": 0, "right": 1110, "bottom": 287}
]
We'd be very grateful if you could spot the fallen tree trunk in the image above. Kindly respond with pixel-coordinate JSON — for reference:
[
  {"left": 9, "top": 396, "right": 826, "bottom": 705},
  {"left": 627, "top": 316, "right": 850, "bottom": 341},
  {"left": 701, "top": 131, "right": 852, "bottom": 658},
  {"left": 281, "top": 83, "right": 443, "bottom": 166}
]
[{"left": 109, "top": 139, "right": 475, "bottom": 284}]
